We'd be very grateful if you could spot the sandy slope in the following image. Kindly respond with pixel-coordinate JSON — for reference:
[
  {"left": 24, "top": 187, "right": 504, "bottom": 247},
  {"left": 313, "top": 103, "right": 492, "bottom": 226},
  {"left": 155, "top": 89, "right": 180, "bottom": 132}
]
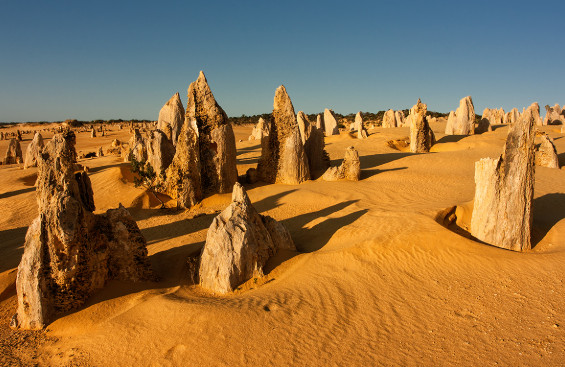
[{"left": 1, "top": 122, "right": 565, "bottom": 366}]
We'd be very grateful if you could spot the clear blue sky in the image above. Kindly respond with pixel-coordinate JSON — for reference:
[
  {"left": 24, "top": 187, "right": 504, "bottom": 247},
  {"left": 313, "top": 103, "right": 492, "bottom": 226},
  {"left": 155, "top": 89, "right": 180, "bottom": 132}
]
[{"left": 0, "top": 0, "right": 563, "bottom": 122}]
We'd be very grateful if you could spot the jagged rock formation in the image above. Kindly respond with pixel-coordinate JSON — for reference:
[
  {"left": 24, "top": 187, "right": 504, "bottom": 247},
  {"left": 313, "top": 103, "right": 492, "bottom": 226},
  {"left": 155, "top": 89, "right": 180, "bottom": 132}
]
[
  {"left": 355, "top": 112, "right": 368, "bottom": 138},
  {"left": 536, "top": 134, "right": 559, "bottom": 168},
  {"left": 405, "top": 99, "right": 428, "bottom": 129},
  {"left": 395, "top": 110, "right": 406, "bottom": 127},
  {"left": 3, "top": 138, "right": 22, "bottom": 164},
  {"left": 127, "top": 129, "right": 147, "bottom": 162},
  {"left": 382, "top": 109, "right": 396, "bottom": 128},
  {"left": 445, "top": 96, "right": 475, "bottom": 135},
  {"left": 504, "top": 108, "right": 520, "bottom": 125},
  {"left": 543, "top": 104, "right": 565, "bottom": 125},
  {"left": 146, "top": 129, "right": 175, "bottom": 175},
  {"left": 323, "top": 108, "right": 339, "bottom": 136},
  {"left": 322, "top": 146, "right": 361, "bottom": 181},
  {"left": 296, "top": 111, "right": 310, "bottom": 144},
  {"left": 161, "top": 120, "right": 202, "bottom": 209},
  {"left": 199, "top": 183, "right": 295, "bottom": 294},
  {"left": 186, "top": 71, "right": 237, "bottom": 194},
  {"left": 97, "top": 147, "right": 104, "bottom": 157},
  {"left": 482, "top": 108, "right": 505, "bottom": 125},
  {"left": 409, "top": 104, "right": 435, "bottom": 153},
  {"left": 248, "top": 117, "right": 270, "bottom": 141},
  {"left": 91, "top": 129, "right": 96, "bottom": 138},
  {"left": 316, "top": 114, "right": 324, "bottom": 130},
  {"left": 12, "top": 131, "right": 151, "bottom": 330},
  {"left": 24, "top": 132, "right": 44, "bottom": 168},
  {"left": 530, "top": 102, "right": 543, "bottom": 126},
  {"left": 470, "top": 103, "right": 536, "bottom": 252},
  {"left": 257, "top": 86, "right": 310, "bottom": 184},
  {"left": 157, "top": 92, "right": 185, "bottom": 146},
  {"left": 476, "top": 118, "right": 492, "bottom": 134}
]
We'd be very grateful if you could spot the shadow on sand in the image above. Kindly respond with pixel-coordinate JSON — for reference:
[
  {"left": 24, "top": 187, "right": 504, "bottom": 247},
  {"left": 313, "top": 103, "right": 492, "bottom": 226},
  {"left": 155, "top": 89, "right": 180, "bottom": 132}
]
[
  {"left": 532, "top": 193, "right": 565, "bottom": 247},
  {"left": 0, "top": 187, "right": 35, "bottom": 200}
]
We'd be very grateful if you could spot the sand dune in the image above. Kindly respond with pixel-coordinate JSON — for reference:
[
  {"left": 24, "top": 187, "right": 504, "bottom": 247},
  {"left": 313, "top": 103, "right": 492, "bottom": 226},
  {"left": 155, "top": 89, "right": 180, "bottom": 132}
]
[{"left": 1, "top": 123, "right": 565, "bottom": 366}]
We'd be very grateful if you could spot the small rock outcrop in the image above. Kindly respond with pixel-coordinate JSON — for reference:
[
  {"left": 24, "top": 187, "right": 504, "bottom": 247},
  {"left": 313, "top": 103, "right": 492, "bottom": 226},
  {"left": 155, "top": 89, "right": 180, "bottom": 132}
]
[
  {"left": 445, "top": 96, "right": 475, "bottom": 135},
  {"left": 530, "top": 102, "right": 543, "bottom": 126},
  {"left": 409, "top": 104, "right": 435, "bottom": 153},
  {"left": 146, "top": 129, "right": 175, "bottom": 175},
  {"left": 395, "top": 110, "right": 406, "bottom": 127},
  {"left": 24, "top": 132, "right": 44, "bottom": 168},
  {"left": 257, "top": 86, "right": 310, "bottom": 184},
  {"left": 355, "top": 112, "right": 368, "bottom": 138},
  {"left": 536, "top": 134, "right": 559, "bottom": 168},
  {"left": 543, "top": 104, "right": 564, "bottom": 125},
  {"left": 12, "top": 131, "right": 151, "bottom": 330},
  {"left": 296, "top": 111, "right": 311, "bottom": 144},
  {"left": 248, "top": 117, "right": 270, "bottom": 141},
  {"left": 3, "top": 138, "right": 22, "bottom": 164},
  {"left": 382, "top": 109, "right": 396, "bottom": 128},
  {"left": 470, "top": 103, "right": 536, "bottom": 252},
  {"left": 91, "top": 129, "right": 96, "bottom": 138},
  {"left": 482, "top": 108, "right": 505, "bottom": 125},
  {"left": 322, "top": 146, "right": 361, "bottom": 181},
  {"left": 127, "top": 129, "right": 147, "bottom": 162},
  {"left": 323, "top": 109, "right": 339, "bottom": 136},
  {"left": 187, "top": 71, "right": 237, "bottom": 194},
  {"left": 157, "top": 92, "right": 185, "bottom": 146},
  {"left": 199, "top": 183, "right": 295, "bottom": 294}
]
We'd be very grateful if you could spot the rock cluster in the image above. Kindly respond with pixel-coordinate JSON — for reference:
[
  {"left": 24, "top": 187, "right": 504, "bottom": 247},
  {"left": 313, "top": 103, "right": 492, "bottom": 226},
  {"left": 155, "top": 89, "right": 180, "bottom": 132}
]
[
  {"left": 354, "top": 112, "right": 368, "bottom": 138},
  {"left": 298, "top": 111, "right": 330, "bottom": 176},
  {"left": 199, "top": 183, "right": 295, "bottom": 294},
  {"left": 127, "top": 129, "right": 147, "bottom": 162},
  {"left": 504, "top": 108, "right": 520, "bottom": 125},
  {"left": 445, "top": 96, "right": 475, "bottom": 135},
  {"left": 257, "top": 86, "right": 310, "bottom": 184},
  {"left": 482, "top": 108, "right": 505, "bottom": 126},
  {"left": 409, "top": 103, "right": 435, "bottom": 153},
  {"left": 470, "top": 103, "right": 536, "bottom": 251},
  {"left": 23, "top": 132, "right": 44, "bottom": 168},
  {"left": 12, "top": 131, "right": 151, "bottom": 330},
  {"left": 322, "top": 146, "right": 361, "bottom": 181},
  {"left": 157, "top": 92, "right": 185, "bottom": 146},
  {"left": 3, "top": 138, "right": 23, "bottom": 164},
  {"left": 529, "top": 102, "right": 543, "bottom": 126},
  {"left": 535, "top": 134, "right": 559, "bottom": 168},
  {"left": 543, "top": 104, "right": 565, "bottom": 125}
]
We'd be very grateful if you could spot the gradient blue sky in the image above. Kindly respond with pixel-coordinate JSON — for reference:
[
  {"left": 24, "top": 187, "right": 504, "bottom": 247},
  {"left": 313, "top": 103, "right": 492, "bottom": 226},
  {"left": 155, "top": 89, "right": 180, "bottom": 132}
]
[{"left": 1, "top": 0, "right": 564, "bottom": 122}]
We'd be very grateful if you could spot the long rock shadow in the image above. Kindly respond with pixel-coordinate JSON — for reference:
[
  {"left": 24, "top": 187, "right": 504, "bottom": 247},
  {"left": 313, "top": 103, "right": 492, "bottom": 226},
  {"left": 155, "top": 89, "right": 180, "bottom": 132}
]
[
  {"left": 435, "top": 135, "right": 467, "bottom": 144},
  {"left": 0, "top": 226, "right": 28, "bottom": 273},
  {"left": 236, "top": 143, "right": 261, "bottom": 156},
  {"left": 362, "top": 167, "right": 407, "bottom": 179},
  {"left": 557, "top": 153, "right": 565, "bottom": 167},
  {"left": 282, "top": 200, "right": 367, "bottom": 252},
  {"left": 360, "top": 152, "right": 412, "bottom": 169},
  {"left": 0, "top": 187, "right": 35, "bottom": 200},
  {"left": 532, "top": 193, "right": 565, "bottom": 247}
]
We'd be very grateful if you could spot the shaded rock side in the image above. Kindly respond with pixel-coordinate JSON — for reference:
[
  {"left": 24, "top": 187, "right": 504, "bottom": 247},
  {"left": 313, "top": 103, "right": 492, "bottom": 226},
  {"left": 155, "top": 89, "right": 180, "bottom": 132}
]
[
  {"left": 3, "top": 138, "right": 23, "bottom": 164},
  {"left": 186, "top": 71, "right": 237, "bottom": 194},
  {"left": 162, "top": 120, "right": 202, "bottom": 209},
  {"left": 24, "top": 132, "right": 44, "bottom": 168},
  {"left": 257, "top": 85, "right": 310, "bottom": 184},
  {"left": 199, "top": 183, "right": 295, "bottom": 294},
  {"left": 535, "top": 134, "right": 559, "bottom": 168},
  {"left": 470, "top": 103, "right": 536, "bottom": 252},
  {"left": 13, "top": 131, "right": 151, "bottom": 330},
  {"left": 445, "top": 111, "right": 456, "bottom": 134},
  {"left": 127, "top": 129, "right": 147, "bottom": 162},
  {"left": 147, "top": 129, "right": 175, "bottom": 175},
  {"left": 157, "top": 92, "right": 185, "bottom": 146},
  {"left": 454, "top": 96, "right": 475, "bottom": 135},
  {"left": 322, "top": 146, "right": 361, "bottom": 181}
]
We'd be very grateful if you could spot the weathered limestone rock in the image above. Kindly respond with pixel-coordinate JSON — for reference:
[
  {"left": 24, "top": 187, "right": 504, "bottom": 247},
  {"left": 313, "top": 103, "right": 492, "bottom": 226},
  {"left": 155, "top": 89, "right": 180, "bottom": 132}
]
[
  {"left": 322, "top": 146, "right": 361, "bottom": 181},
  {"left": 304, "top": 124, "right": 330, "bottom": 177},
  {"left": 146, "top": 129, "right": 175, "bottom": 175},
  {"left": 536, "top": 134, "right": 559, "bottom": 168},
  {"left": 24, "top": 132, "right": 44, "bottom": 168},
  {"left": 543, "top": 104, "right": 564, "bottom": 125},
  {"left": 186, "top": 71, "right": 237, "bottom": 194},
  {"left": 199, "top": 183, "right": 295, "bottom": 294},
  {"left": 530, "top": 102, "right": 543, "bottom": 126},
  {"left": 445, "top": 111, "right": 456, "bottom": 134},
  {"left": 355, "top": 112, "right": 368, "bottom": 138},
  {"left": 3, "top": 138, "right": 22, "bottom": 164},
  {"left": 482, "top": 108, "right": 505, "bottom": 126},
  {"left": 248, "top": 117, "right": 270, "bottom": 141},
  {"left": 97, "top": 146, "right": 104, "bottom": 157},
  {"left": 395, "top": 110, "right": 406, "bottom": 127},
  {"left": 382, "top": 109, "right": 396, "bottom": 128},
  {"left": 323, "top": 108, "right": 339, "bottom": 136},
  {"left": 91, "top": 129, "right": 96, "bottom": 138},
  {"left": 470, "top": 103, "right": 536, "bottom": 252},
  {"left": 405, "top": 99, "right": 428, "bottom": 129},
  {"left": 449, "top": 96, "right": 475, "bottom": 135},
  {"left": 257, "top": 86, "right": 310, "bottom": 184},
  {"left": 476, "top": 118, "right": 492, "bottom": 134},
  {"left": 296, "top": 111, "right": 310, "bottom": 144},
  {"left": 409, "top": 104, "right": 435, "bottom": 153},
  {"left": 12, "top": 131, "right": 151, "bottom": 330},
  {"left": 316, "top": 114, "right": 324, "bottom": 130},
  {"left": 505, "top": 108, "right": 520, "bottom": 125},
  {"left": 162, "top": 120, "right": 202, "bottom": 209},
  {"left": 16, "top": 130, "right": 22, "bottom": 141},
  {"left": 157, "top": 92, "right": 185, "bottom": 146},
  {"left": 127, "top": 129, "right": 147, "bottom": 162}
]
